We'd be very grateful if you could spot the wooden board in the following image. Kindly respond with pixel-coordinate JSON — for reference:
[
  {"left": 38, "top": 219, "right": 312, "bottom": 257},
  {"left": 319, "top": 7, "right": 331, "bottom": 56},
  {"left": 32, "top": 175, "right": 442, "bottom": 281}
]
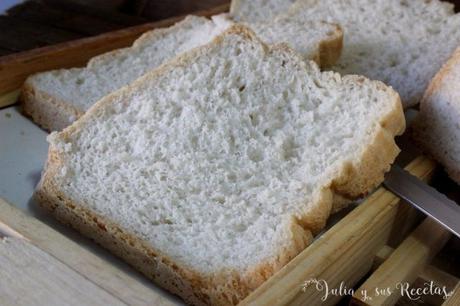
[
  {"left": 443, "top": 283, "right": 460, "bottom": 305},
  {"left": 0, "top": 3, "right": 229, "bottom": 97},
  {"left": 0, "top": 198, "right": 177, "bottom": 306},
  {"left": 352, "top": 218, "right": 451, "bottom": 305},
  {"left": 0, "top": 237, "right": 126, "bottom": 306}
]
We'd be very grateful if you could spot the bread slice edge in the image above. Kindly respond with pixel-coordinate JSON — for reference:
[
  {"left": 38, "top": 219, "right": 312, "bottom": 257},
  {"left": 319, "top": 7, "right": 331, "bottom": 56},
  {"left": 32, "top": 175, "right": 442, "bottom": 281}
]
[{"left": 21, "top": 82, "right": 84, "bottom": 131}]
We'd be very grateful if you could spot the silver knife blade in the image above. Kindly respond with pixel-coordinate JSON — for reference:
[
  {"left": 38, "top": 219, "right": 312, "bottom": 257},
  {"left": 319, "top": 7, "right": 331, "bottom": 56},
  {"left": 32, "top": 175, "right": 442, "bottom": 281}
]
[{"left": 384, "top": 165, "right": 460, "bottom": 238}]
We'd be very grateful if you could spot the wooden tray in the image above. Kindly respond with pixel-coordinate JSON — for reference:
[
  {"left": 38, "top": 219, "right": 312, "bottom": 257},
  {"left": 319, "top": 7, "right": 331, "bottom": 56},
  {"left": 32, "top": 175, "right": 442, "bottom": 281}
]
[{"left": 0, "top": 4, "right": 458, "bottom": 306}]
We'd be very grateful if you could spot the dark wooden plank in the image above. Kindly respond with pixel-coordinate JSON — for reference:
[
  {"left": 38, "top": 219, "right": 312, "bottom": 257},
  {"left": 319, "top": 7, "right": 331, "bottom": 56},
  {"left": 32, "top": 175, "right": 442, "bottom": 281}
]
[
  {"left": 0, "top": 3, "right": 229, "bottom": 95},
  {"left": 6, "top": 1, "right": 74, "bottom": 23},
  {"left": 59, "top": 15, "right": 126, "bottom": 35},
  {"left": 0, "top": 49, "right": 13, "bottom": 57},
  {"left": 130, "top": 0, "right": 229, "bottom": 20},
  {"left": 0, "top": 16, "right": 83, "bottom": 51},
  {"left": 0, "top": 198, "right": 173, "bottom": 306},
  {"left": 43, "top": 0, "right": 147, "bottom": 26},
  {"left": 7, "top": 1, "right": 127, "bottom": 36}
]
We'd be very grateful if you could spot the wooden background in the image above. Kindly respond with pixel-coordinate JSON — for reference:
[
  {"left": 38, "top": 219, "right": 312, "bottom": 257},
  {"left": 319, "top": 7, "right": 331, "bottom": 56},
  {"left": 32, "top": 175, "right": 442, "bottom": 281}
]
[
  {"left": 2, "top": 0, "right": 458, "bottom": 58},
  {"left": 0, "top": 0, "right": 229, "bottom": 57}
]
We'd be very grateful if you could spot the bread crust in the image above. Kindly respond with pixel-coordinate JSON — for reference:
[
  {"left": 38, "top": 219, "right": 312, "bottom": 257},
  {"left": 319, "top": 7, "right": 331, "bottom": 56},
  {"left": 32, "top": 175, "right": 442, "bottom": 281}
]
[
  {"left": 21, "top": 82, "right": 84, "bottom": 132},
  {"left": 35, "top": 25, "right": 404, "bottom": 305},
  {"left": 318, "top": 23, "right": 343, "bottom": 68}
]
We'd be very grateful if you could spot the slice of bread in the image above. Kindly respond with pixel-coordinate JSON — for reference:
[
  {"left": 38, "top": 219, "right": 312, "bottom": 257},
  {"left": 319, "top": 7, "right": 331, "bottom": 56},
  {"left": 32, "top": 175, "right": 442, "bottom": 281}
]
[
  {"left": 287, "top": 0, "right": 460, "bottom": 108},
  {"left": 21, "top": 15, "right": 232, "bottom": 132},
  {"left": 35, "top": 25, "right": 404, "bottom": 305},
  {"left": 412, "top": 47, "right": 460, "bottom": 184},
  {"left": 246, "top": 16, "right": 342, "bottom": 68},
  {"left": 230, "top": 0, "right": 296, "bottom": 22},
  {"left": 21, "top": 14, "right": 342, "bottom": 132}
]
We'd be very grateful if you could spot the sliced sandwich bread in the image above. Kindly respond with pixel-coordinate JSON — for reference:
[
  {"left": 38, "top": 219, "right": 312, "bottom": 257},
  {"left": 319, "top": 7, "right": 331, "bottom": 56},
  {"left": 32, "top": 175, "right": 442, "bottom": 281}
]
[
  {"left": 21, "top": 15, "right": 231, "bottom": 132},
  {"left": 21, "top": 14, "right": 342, "bottom": 131},
  {"left": 412, "top": 47, "right": 460, "bottom": 184},
  {"left": 284, "top": 0, "right": 460, "bottom": 107},
  {"left": 35, "top": 25, "right": 404, "bottom": 305},
  {"left": 230, "top": 0, "right": 296, "bottom": 22}
]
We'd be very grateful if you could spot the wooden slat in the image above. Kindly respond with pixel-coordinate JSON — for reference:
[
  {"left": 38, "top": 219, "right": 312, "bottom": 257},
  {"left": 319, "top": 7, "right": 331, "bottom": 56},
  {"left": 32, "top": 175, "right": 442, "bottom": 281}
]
[
  {"left": 239, "top": 156, "right": 436, "bottom": 306},
  {"left": 373, "top": 245, "right": 459, "bottom": 306},
  {"left": 42, "top": 0, "right": 146, "bottom": 26},
  {"left": 374, "top": 245, "right": 460, "bottom": 291},
  {"left": 0, "top": 237, "right": 126, "bottom": 306},
  {"left": 58, "top": 15, "right": 127, "bottom": 35},
  {"left": 0, "top": 198, "right": 176, "bottom": 306},
  {"left": 352, "top": 218, "right": 451, "bottom": 306},
  {"left": 422, "top": 265, "right": 460, "bottom": 295},
  {"left": 7, "top": 1, "right": 128, "bottom": 36},
  {"left": 0, "top": 16, "right": 84, "bottom": 51},
  {"left": 443, "top": 282, "right": 460, "bottom": 305},
  {"left": 0, "top": 90, "right": 20, "bottom": 108},
  {"left": 134, "top": 0, "right": 229, "bottom": 20},
  {"left": 0, "top": 3, "right": 229, "bottom": 96},
  {"left": 0, "top": 48, "right": 13, "bottom": 57},
  {"left": 405, "top": 266, "right": 459, "bottom": 305},
  {"left": 386, "top": 196, "right": 422, "bottom": 248}
]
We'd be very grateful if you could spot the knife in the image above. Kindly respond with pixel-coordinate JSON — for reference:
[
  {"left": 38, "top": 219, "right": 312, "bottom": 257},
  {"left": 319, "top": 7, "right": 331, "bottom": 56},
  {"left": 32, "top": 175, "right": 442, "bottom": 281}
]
[{"left": 384, "top": 165, "right": 460, "bottom": 238}]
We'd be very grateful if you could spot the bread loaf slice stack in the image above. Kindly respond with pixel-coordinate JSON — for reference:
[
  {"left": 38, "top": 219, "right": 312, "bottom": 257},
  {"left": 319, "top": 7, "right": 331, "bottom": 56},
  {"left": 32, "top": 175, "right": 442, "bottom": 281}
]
[
  {"left": 35, "top": 26, "right": 404, "bottom": 305},
  {"left": 412, "top": 47, "right": 460, "bottom": 184},
  {"left": 22, "top": 14, "right": 342, "bottom": 131},
  {"left": 21, "top": 16, "right": 231, "bottom": 131},
  {"left": 231, "top": 0, "right": 460, "bottom": 108},
  {"left": 287, "top": 0, "right": 460, "bottom": 107}
]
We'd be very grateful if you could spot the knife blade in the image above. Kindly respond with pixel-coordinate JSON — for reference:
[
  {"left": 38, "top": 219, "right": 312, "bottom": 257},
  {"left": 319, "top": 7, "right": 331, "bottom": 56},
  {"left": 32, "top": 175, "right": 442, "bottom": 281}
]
[{"left": 384, "top": 165, "right": 460, "bottom": 238}]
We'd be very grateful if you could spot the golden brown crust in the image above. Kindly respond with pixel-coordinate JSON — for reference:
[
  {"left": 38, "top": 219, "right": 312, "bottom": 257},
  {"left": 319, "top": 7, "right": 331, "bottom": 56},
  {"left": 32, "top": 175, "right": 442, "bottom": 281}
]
[
  {"left": 20, "top": 82, "right": 84, "bottom": 132},
  {"left": 331, "top": 79, "right": 404, "bottom": 199},
  {"left": 35, "top": 25, "right": 405, "bottom": 306},
  {"left": 318, "top": 23, "right": 343, "bottom": 68},
  {"left": 325, "top": 78, "right": 404, "bottom": 214}
]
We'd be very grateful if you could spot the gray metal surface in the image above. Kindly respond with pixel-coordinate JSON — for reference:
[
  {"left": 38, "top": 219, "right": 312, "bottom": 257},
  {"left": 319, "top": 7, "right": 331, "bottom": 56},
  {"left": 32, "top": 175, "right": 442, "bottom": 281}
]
[{"left": 384, "top": 165, "right": 460, "bottom": 238}]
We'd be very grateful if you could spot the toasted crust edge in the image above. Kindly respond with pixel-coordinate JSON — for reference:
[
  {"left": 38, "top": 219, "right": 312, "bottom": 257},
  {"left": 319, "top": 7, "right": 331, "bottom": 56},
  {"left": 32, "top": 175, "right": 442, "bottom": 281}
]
[
  {"left": 35, "top": 25, "right": 405, "bottom": 306},
  {"left": 318, "top": 23, "right": 343, "bottom": 68}
]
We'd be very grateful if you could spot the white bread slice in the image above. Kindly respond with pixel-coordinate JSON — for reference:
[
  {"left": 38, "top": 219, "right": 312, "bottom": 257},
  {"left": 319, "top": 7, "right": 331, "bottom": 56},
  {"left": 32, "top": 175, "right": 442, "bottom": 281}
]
[
  {"left": 412, "top": 47, "right": 460, "bottom": 184},
  {"left": 230, "top": 0, "right": 295, "bottom": 22},
  {"left": 21, "top": 15, "right": 231, "bottom": 132},
  {"left": 35, "top": 26, "right": 404, "bottom": 306},
  {"left": 286, "top": 0, "right": 460, "bottom": 108},
  {"left": 21, "top": 14, "right": 342, "bottom": 132}
]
